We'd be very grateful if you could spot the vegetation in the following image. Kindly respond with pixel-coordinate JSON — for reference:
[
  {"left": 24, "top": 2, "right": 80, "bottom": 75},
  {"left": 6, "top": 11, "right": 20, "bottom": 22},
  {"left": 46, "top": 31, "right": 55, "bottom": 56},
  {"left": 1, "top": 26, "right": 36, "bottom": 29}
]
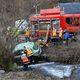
[{"left": 44, "top": 42, "right": 80, "bottom": 64}]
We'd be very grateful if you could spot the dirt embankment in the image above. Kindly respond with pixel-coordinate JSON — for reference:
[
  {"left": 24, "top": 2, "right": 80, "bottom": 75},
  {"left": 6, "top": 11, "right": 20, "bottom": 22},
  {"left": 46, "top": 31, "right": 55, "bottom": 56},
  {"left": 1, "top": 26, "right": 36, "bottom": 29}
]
[{"left": 0, "top": 70, "right": 45, "bottom": 80}]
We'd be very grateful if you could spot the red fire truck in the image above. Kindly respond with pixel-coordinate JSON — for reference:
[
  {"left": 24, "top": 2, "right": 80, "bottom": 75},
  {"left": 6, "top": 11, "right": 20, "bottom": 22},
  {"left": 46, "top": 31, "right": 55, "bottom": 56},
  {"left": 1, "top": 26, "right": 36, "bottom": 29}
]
[{"left": 29, "top": 3, "right": 80, "bottom": 40}]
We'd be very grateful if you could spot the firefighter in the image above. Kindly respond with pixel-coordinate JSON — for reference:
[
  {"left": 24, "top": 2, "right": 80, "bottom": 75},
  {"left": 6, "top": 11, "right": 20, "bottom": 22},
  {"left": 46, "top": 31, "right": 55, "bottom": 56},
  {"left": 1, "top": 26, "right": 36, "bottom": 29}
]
[
  {"left": 24, "top": 46, "right": 32, "bottom": 56},
  {"left": 64, "top": 29, "right": 70, "bottom": 46},
  {"left": 53, "top": 28, "right": 57, "bottom": 37},
  {"left": 58, "top": 28, "right": 63, "bottom": 45},
  {"left": 52, "top": 28, "right": 57, "bottom": 46},
  {"left": 25, "top": 27, "right": 31, "bottom": 42},
  {"left": 21, "top": 51, "right": 30, "bottom": 69}
]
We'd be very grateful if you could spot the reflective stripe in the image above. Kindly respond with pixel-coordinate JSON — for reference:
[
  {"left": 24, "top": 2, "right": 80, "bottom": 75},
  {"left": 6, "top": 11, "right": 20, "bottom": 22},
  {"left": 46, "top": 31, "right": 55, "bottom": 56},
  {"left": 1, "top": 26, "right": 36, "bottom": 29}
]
[
  {"left": 24, "top": 61, "right": 30, "bottom": 64},
  {"left": 21, "top": 54, "right": 30, "bottom": 64},
  {"left": 22, "top": 57, "right": 29, "bottom": 62},
  {"left": 59, "top": 30, "right": 63, "bottom": 38}
]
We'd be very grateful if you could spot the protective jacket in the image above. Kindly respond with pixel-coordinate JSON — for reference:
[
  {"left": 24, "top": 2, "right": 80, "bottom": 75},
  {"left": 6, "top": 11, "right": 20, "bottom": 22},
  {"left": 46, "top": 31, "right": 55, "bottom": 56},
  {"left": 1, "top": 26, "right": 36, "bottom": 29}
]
[
  {"left": 64, "top": 31, "right": 70, "bottom": 39},
  {"left": 59, "top": 30, "right": 63, "bottom": 38},
  {"left": 53, "top": 29, "right": 57, "bottom": 37},
  {"left": 25, "top": 30, "right": 30, "bottom": 37}
]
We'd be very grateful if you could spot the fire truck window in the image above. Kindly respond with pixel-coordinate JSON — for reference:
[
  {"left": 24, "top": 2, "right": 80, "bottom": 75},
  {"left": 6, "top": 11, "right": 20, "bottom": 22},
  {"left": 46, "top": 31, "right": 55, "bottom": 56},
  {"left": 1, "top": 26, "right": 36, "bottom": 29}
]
[
  {"left": 31, "top": 24, "right": 38, "bottom": 36},
  {"left": 74, "top": 17, "right": 79, "bottom": 22},
  {"left": 74, "top": 17, "right": 79, "bottom": 26},
  {"left": 66, "top": 18, "right": 73, "bottom": 25},
  {"left": 34, "top": 25, "right": 38, "bottom": 30},
  {"left": 31, "top": 21, "right": 39, "bottom": 31},
  {"left": 39, "top": 23, "right": 50, "bottom": 30}
]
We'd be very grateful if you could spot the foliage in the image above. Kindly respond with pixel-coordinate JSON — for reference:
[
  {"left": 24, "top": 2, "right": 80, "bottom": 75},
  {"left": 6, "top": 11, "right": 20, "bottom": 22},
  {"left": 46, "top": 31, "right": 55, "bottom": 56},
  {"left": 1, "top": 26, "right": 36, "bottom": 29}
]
[{"left": 0, "top": 26, "right": 18, "bottom": 71}]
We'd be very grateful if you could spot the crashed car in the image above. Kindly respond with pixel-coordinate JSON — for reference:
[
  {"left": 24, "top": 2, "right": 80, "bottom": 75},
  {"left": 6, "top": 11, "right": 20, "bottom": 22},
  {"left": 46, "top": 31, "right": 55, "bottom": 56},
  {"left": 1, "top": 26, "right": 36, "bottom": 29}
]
[{"left": 13, "top": 42, "right": 42, "bottom": 63}]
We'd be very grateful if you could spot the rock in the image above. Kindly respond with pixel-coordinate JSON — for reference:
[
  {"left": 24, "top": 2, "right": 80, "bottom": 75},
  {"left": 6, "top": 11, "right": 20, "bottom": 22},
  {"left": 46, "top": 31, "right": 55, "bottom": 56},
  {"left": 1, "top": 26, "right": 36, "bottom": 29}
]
[{"left": 0, "top": 70, "right": 5, "bottom": 74}]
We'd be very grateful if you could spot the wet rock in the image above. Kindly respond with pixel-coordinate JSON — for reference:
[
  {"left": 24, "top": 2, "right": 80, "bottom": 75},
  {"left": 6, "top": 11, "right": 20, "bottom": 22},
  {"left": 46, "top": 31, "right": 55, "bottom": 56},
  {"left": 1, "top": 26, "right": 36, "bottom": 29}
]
[{"left": 0, "top": 70, "right": 5, "bottom": 74}]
